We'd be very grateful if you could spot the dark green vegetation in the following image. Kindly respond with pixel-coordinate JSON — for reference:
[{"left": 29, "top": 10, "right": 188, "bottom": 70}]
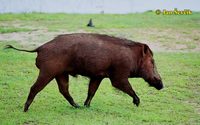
[
  {"left": 0, "top": 12, "right": 199, "bottom": 51},
  {"left": 0, "top": 12, "right": 199, "bottom": 30},
  {"left": 0, "top": 12, "right": 200, "bottom": 125},
  {"left": 0, "top": 26, "right": 31, "bottom": 34}
]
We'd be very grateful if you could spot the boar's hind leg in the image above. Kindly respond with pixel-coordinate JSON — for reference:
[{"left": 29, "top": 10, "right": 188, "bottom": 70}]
[
  {"left": 84, "top": 78, "right": 103, "bottom": 107},
  {"left": 55, "top": 74, "right": 79, "bottom": 108},
  {"left": 24, "top": 71, "right": 54, "bottom": 112},
  {"left": 110, "top": 78, "right": 140, "bottom": 106}
]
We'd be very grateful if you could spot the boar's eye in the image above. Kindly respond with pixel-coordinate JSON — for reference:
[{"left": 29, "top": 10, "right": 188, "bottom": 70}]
[
  {"left": 151, "top": 59, "right": 155, "bottom": 66},
  {"left": 151, "top": 59, "right": 154, "bottom": 64}
]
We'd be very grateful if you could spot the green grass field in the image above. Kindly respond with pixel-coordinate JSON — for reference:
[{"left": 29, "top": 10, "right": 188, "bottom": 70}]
[{"left": 0, "top": 12, "right": 200, "bottom": 125}]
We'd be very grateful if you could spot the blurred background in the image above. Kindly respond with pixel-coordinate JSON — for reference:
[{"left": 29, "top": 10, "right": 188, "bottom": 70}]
[
  {"left": 0, "top": 0, "right": 200, "bottom": 125},
  {"left": 0, "top": 0, "right": 200, "bottom": 13}
]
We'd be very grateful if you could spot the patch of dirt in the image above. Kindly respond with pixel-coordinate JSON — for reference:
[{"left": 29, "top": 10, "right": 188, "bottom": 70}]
[
  {"left": 0, "top": 29, "right": 199, "bottom": 52},
  {"left": 0, "top": 29, "right": 67, "bottom": 48},
  {"left": 98, "top": 28, "right": 200, "bottom": 52},
  {"left": 139, "top": 28, "right": 200, "bottom": 52}
]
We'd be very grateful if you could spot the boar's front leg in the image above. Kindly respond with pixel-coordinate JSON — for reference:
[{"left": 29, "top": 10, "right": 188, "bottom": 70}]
[
  {"left": 84, "top": 77, "right": 103, "bottom": 107},
  {"left": 110, "top": 75, "right": 140, "bottom": 106},
  {"left": 55, "top": 73, "right": 79, "bottom": 108}
]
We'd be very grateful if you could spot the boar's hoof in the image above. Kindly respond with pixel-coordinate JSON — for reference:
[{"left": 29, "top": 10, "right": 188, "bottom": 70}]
[
  {"left": 24, "top": 107, "right": 28, "bottom": 112},
  {"left": 24, "top": 103, "right": 29, "bottom": 112},
  {"left": 73, "top": 103, "right": 80, "bottom": 108},
  {"left": 133, "top": 97, "right": 140, "bottom": 107},
  {"left": 84, "top": 104, "right": 90, "bottom": 108}
]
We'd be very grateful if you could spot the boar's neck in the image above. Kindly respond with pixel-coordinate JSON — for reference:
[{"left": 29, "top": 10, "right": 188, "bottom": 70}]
[{"left": 129, "top": 45, "right": 143, "bottom": 78}]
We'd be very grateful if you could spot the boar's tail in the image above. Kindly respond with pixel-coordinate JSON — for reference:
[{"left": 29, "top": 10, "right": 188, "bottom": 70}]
[{"left": 4, "top": 45, "right": 38, "bottom": 53}]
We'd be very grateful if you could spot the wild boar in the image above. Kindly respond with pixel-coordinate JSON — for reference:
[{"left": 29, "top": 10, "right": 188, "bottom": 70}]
[{"left": 5, "top": 33, "right": 164, "bottom": 112}]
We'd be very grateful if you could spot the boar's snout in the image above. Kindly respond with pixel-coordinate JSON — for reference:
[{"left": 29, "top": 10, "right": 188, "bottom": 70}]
[
  {"left": 148, "top": 77, "right": 164, "bottom": 90},
  {"left": 155, "top": 79, "right": 164, "bottom": 90}
]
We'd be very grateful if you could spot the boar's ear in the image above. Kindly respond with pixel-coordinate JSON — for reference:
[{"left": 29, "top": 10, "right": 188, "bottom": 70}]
[
  {"left": 142, "top": 44, "right": 149, "bottom": 57},
  {"left": 142, "top": 44, "right": 153, "bottom": 57}
]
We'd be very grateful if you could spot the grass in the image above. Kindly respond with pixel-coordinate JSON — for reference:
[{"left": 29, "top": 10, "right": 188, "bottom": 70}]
[
  {"left": 0, "top": 26, "right": 32, "bottom": 33},
  {"left": 1, "top": 12, "right": 199, "bottom": 51},
  {"left": 0, "top": 12, "right": 200, "bottom": 31},
  {"left": 0, "top": 12, "right": 200, "bottom": 125},
  {"left": 0, "top": 42, "right": 199, "bottom": 125}
]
